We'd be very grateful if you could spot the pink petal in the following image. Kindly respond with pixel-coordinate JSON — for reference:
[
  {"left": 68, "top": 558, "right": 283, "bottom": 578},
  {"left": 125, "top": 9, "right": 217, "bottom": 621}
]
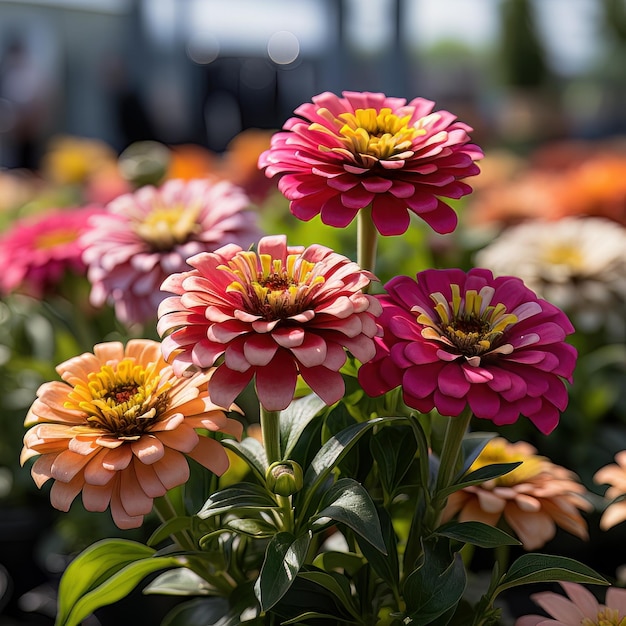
[
  {"left": 187, "top": 436, "right": 230, "bottom": 476},
  {"left": 255, "top": 351, "right": 298, "bottom": 411}
]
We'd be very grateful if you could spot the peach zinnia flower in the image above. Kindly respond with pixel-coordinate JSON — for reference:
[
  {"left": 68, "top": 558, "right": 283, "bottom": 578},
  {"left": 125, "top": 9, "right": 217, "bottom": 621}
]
[
  {"left": 259, "top": 90, "right": 483, "bottom": 236},
  {"left": 81, "top": 178, "right": 260, "bottom": 326},
  {"left": 594, "top": 451, "right": 626, "bottom": 531},
  {"left": 21, "top": 340, "right": 242, "bottom": 529},
  {"left": 0, "top": 206, "right": 104, "bottom": 298},
  {"left": 157, "top": 234, "right": 381, "bottom": 411},
  {"left": 516, "top": 582, "right": 626, "bottom": 626},
  {"left": 441, "top": 438, "right": 591, "bottom": 551},
  {"left": 358, "top": 268, "right": 577, "bottom": 434}
]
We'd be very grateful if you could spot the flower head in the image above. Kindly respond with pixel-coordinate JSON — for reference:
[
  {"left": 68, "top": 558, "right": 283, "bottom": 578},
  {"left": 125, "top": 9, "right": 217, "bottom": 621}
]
[
  {"left": 441, "top": 437, "right": 591, "bottom": 550},
  {"left": 475, "top": 217, "right": 626, "bottom": 339},
  {"left": 515, "top": 582, "right": 626, "bottom": 626},
  {"left": 81, "top": 178, "right": 260, "bottom": 326},
  {"left": 158, "top": 234, "right": 381, "bottom": 411},
  {"left": 0, "top": 206, "right": 104, "bottom": 298},
  {"left": 259, "top": 90, "right": 483, "bottom": 236},
  {"left": 21, "top": 339, "right": 242, "bottom": 529},
  {"left": 358, "top": 268, "right": 577, "bottom": 434},
  {"left": 594, "top": 451, "right": 626, "bottom": 531}
]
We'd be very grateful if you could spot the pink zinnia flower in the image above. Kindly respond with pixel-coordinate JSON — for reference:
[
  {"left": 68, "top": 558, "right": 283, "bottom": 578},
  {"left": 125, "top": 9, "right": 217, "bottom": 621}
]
[
  {"left": 258, "top": 90, "right": 483, "bottom": 236},
  {"left": 157, "top": 234, "right": 381, "bottom": 411},
  {"left": 21, "top": 339, "right": 243, "bottom": 529},
  {"left": 81, "top": 178, "right": 260, "bottom": 326},
  {"left": 594, "top": 451, "right": 626, "bottom": 530},
  {"left": 0, "top": 206, "right": 103, "bottom": 298},
  {"left": 358, "top": 268, "right": 577, "bottom": 434},
  {"left": 516, "top": 582, "right": 626, "bottom": 626}
]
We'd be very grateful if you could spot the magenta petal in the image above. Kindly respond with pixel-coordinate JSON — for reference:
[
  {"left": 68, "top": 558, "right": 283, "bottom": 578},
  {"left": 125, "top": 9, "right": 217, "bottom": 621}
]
[
  {"left": 243, "top": 334, "right": 279, "bottom": 366},
  {"left": 209, "top": 364, "right": 254, "bottom": 408},
  {"left": 437, "top": 363, "right": 471, "bottom": 398},
  {"left": 255, "top": 351, "right": 298, "bottom": 411},
  {"left": 299, "top": 366, "right": 345, "bottom": 406},
  {"left": 290, "top": 334, "right": 328, "bottom": 367}
]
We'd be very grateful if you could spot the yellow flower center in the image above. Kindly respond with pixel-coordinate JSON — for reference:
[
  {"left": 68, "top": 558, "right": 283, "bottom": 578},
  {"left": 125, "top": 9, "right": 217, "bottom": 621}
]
[
  {"left": 221, "top": 250, "right": 325, "bottom": 320},
  {"left": 134, "top": 205, "right": 201, "bottom": 250},
  {"left": 35, "top": 228, "right": 78, "bottom": 250},
  {"left": 469, "top": 439, "right": 545, "bottom": 488},
  {"left": 64, "top": 358, "right": 171, "bottom": 439},
  {"left": 413, "top": 284, "right": 518, "bottom": 361},
  {"left": 542, "top": 242, "right": 585, "bottom": 270},
  {"left": 582, "top": 609, "right": 626, "bottom": 625},
  {"left": 311, "top": 107, "right": 425, "bottom": 165}
]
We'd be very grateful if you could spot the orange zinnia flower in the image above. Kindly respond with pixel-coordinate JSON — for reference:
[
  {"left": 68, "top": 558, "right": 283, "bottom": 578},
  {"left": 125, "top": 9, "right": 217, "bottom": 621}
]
[
  {"left": 441, "top": 437, "right": 591, "bottom": 550},
  {"left": 21, "top": 340, "right": 242, "bottom": 529}
]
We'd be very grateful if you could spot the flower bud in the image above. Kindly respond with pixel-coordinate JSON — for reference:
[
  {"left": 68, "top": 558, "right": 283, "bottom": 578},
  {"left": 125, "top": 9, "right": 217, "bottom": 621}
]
[{"left": 266, "top": 461, "right": 303, "bottom": 497}]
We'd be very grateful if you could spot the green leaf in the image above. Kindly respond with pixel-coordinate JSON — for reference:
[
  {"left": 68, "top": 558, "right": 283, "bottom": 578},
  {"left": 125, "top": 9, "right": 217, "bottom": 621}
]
[
  {"left": 403, "top": 548, "right": 466, "bottom": 625},
  {"left": 144, "top": 568, "right": 212, "bottom": 596},
  {"left": 310, "top": 478, "right": 386, "bottom": 554},
  {"left": 198, "top": 482, "right": 278, "bottom": 519},
  {"left": 370, "top": 425, "right": 417, "bottom": 496},
  {"left": 161, "top": 597, "right": 237, "bottom": 626},
  {"left": 56, "top": 539, "right": 182, "bottom": 626},
  {"left": 297, "top": 571, "right": 361, "bottom": 620},
  {"left": 147, "top": 515, "right": 195, "bottom": 547},
  {"left": 495, "top": 553, "right": 608, "bottom": 594},
  {"left": 438, "top": 462, "right": 521, "bottom": 500},
  {"left": 312, "top": 551, "right": 365, "bottom": 577},
  {"left": 280, "top": 393, "right": 327, "bottom": 459},
  {"left": 435, "top": 521, "right": 521, "bottom": 549},
  {"left": 223, "top": 437, "right": 268, "bottom": 482},
  {"left": 280, "top": 612, "right": 359, "bottom": 625},
  {"left": 301, "top": 416, "right": 400, "bottom": 516},
  {"left": 254, "top": 531, "right": 312, "bottom": 612},
  {"left": 459, "top": 432, "right": 498, "bottom": 475},
  {"left": 225, "top": 517, "right": 277, "bottom": 538}
]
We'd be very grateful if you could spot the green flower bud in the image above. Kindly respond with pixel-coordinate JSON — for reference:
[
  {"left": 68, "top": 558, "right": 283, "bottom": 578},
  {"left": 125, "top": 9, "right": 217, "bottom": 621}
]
[{"left": 266, "top": 461, "right": 303, "bottom": 497}]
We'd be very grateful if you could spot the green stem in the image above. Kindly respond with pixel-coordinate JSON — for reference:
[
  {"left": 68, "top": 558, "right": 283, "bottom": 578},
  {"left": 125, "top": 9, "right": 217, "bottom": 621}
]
[
  {"left": 153, "top": 494, "right": 196, "bottom": 552},
  {"left": 431, "top": 406, "right": 473, "bottom": 527},
  {"left": 260, "top": 405, "right": 281, "bottom": 465},
  {"left": 357, "top": 204, "right": 378, "bottom": 277}
]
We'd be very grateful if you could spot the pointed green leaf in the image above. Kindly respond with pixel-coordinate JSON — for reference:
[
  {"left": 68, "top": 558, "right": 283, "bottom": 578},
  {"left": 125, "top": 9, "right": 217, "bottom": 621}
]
[
  {"left": 223, "top": 437, "right": 267, "bottom": 481},
  {"left": 144, "top": 568, "right": 212, "bottom": 596},
  {"left": 225, "top": 517, "right": 277, "bottom": 538},
  {"left": 298, "top": 571, "right": 361, "bottom": 620},
  {"left": 56, "top": 539, "right": 182, "bottom": 626},
  {"left": 370, "top": 425, "right": 417, "bottom": 496},
  {"left": 280, "top": 612, "right": 359, "bottom": 625},
  {"left": 312, "top": 551, "right": 365, "bottom": 577},
  {"left": 435, "top": 521, "right": 521, "bottom": 549},
  {"left": 147, "top": 515, "right": 195, "bottom": 547},
  {"left": 496, "top": 553, "right": 608, "bottom": 594},
  {"left": 459, "top": 432, "right": 497, "bottom": 475},
  {"left": 161, "top": 597, "right": 235, "bottom": 626},
  {"left": 311, "top": 478, "right": 386, "bottom": 554},
  {"left": 438, "top": 462, "right": 521, "bottom": 500},
  {"left": 280, "top": 393, "right": 327, "bottom": 458},
  {"left": 254, "top": 531, "right": 312, "bottom": 612},
  {"left": 198, "top": 482, "right": 278, "bottom": 519}
]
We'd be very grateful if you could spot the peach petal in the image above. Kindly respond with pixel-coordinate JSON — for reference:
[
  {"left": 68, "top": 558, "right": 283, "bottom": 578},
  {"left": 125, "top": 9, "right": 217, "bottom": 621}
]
[
  {"left": 82, "top": 481, "right": 114, "bottom": 512},
  {"left": 504, "top": 505, "right": 555, "bottom": 550},
  {"left": 30, "top": 454, "right": 56, "bottom": 488},
  {"left": 134, "top": 459, "right": 167, "bottom": 498},
  {"left": 131, "top": 435, "right": 165, "bottom": 464},
  {"left": 475, "top": 489, "right": 507, "bottom": 514},
  {"left": 84, "top": 450, "right": 117, "bottom": 486},
  {"left": 456, "top": 497, "right": 501, "bottom": 527},
  {"left": 513, "top": 493, "right": 542, "bottom": 513},
  {"left": 530, "top": 591, "right": 586, "bottom": 624},
  {"left": 600, "top": 501, "right": 626, "bottom": 530},
  {"left": 51, "top": 449, "right": 96, "bottom": 483},
  {"left": 156, "top": 422, "right": 199, "bottom": 453},
  {"left": 187, "top": 436, "right": 230, "bottom": 476},
  {"left": 152, "top": 448, "right": 190, "bottom": 490},
  {"left": 101, "top": 445, "right": 133, "bottom": 471},
  {"left": 119, "top": 466, "right": 154, "bottom": 516},
  {"left": 50, "top": 474, "right": 84, "bottom": 512},
  {"left": 110, "top": 489, "right": 145, "bottom": 530},
  {"left": 68, "top": 436, "right": 101, "bottom": 455}
]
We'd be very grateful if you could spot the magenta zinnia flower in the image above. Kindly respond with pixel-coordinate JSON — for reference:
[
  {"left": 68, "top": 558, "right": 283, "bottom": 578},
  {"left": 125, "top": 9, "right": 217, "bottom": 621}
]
[
  {"left": 81, "top": 178, "right": 260, "bottom": 326},
  {"left": 0, "top": 206, "right": 103, "bottom": 298},
  {"left": 258, "top": 91, "right": 483, "bottom": 236},
  {"left": 21, "top": 340, "right": 243, "bottom": 529},
  {"left": 157, "top": 235, "right": 381, "bottom": 411},
  {"left": 358, "top": 268, "right": 577, "bottom": 434}
]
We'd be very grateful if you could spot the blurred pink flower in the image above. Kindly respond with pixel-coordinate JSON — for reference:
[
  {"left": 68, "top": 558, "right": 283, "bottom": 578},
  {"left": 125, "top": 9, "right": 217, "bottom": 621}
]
[
  {"left": 81, "top": 178, "right": 260, "bottom": 326},
  {"left": 441, "top": 438, "right": 591, "bottom": 550},
  {"left": 21, "top": 339, "right": 242, "bottom": 529},
  {"left": 258, "top": 90, "right": 482, "bottom": 236},
  {"left": 594, "top": 450, "right": 626, "bottom": 530},
  {"left": 157, "top": 234, "right": 381, "bottom": 411},
  {"left": 516, "top": 582, "right": 626, "bottom": 626},
  {"left": 358, "top": 268, "right": 577, "bottom": 434},
  {"left": 0, "top": 206, "right": 103, "bottom": 298}
]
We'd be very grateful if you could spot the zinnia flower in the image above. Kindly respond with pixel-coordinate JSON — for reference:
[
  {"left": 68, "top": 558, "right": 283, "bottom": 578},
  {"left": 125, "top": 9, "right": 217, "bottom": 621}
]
[
  {"left": 81, "top": 178, "right": 261, "bottom": 326},
  {"left": 441, "top": 438, "right": 591, "bottom": 550},
  {"left": 20, "top": 339, "right": 242, "bottom": 529},
  {"left": 358, "top": 268, "right": 577, "bottom": 434},
  {"left": 0, "top": 206, "right": 103, "bottom": 298},
  {"left": 157, "top": 234, "right": 381, "bottom": 411},
  {"left": 594, "top": 451, "right": 626, "bottom": 530},
  {"left": 515, "top": 582, "right": 626, "bottom": 626},
  {"left": 475, "top": 217, "right": 626, "bottom": 338},
  {"left": 258, "top": 90, "right": 483, "bottom": 236}
]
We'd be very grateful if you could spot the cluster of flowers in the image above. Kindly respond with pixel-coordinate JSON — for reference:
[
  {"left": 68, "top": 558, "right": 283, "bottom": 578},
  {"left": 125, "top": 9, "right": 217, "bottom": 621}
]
[{"left": 3, "top": 90, "right": 626, "bottom": 624}]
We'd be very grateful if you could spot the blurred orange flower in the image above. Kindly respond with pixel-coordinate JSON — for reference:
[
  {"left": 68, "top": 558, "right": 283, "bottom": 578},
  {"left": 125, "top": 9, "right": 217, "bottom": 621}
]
[
  {"left": 594, "top": 450, "right": 626, "bottom": 530},
  {"left": 441, "top": 437, "right": 591, "bottom": 550}
]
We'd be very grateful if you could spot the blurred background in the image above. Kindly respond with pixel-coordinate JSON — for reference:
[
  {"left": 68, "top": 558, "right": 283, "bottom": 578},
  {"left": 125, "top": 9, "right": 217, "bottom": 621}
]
[{"left": 1, "top": 0, "right": 626, "bottom": 624}]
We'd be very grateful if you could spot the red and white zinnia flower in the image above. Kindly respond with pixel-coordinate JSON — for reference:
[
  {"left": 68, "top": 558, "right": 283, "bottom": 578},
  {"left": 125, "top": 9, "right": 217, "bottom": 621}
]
[
  {"left": 21, "top": 340, "right": 242, "bottom": 529},
  {"left": 259, "top": 90, "right": 483, "bottom": 236},
  {"left": 358, "top": 268, "right": 577, "bottom": 434},
  {"left": 157, "top": 235, "right": 381, "bottom": 412},
  {"left": 81, "top": 178, "right": 260, "bottom": 326}
]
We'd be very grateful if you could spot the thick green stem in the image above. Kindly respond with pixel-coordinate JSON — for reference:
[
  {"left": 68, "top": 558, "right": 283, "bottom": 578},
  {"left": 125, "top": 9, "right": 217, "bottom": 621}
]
[
  {"left": 431, "top": 406, "right": 474, "bottom": 527},
  {"left": 153, "top": 494, "right": 196, "bottom": 552},
  {"left": 260, "top": 406, "right": 281, "bottom": 465},
  {"left": 357, "top": 204, "right": 378, "bottom": 278}
]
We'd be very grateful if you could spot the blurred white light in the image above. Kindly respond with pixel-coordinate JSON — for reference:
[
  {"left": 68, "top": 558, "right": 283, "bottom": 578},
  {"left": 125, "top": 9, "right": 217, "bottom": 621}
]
[
  {"left": 267, "top": 30, "right": 300, "bottom": 65},
  {"left": 186, "top": 34, "right": 220, "bottom": 64}
]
